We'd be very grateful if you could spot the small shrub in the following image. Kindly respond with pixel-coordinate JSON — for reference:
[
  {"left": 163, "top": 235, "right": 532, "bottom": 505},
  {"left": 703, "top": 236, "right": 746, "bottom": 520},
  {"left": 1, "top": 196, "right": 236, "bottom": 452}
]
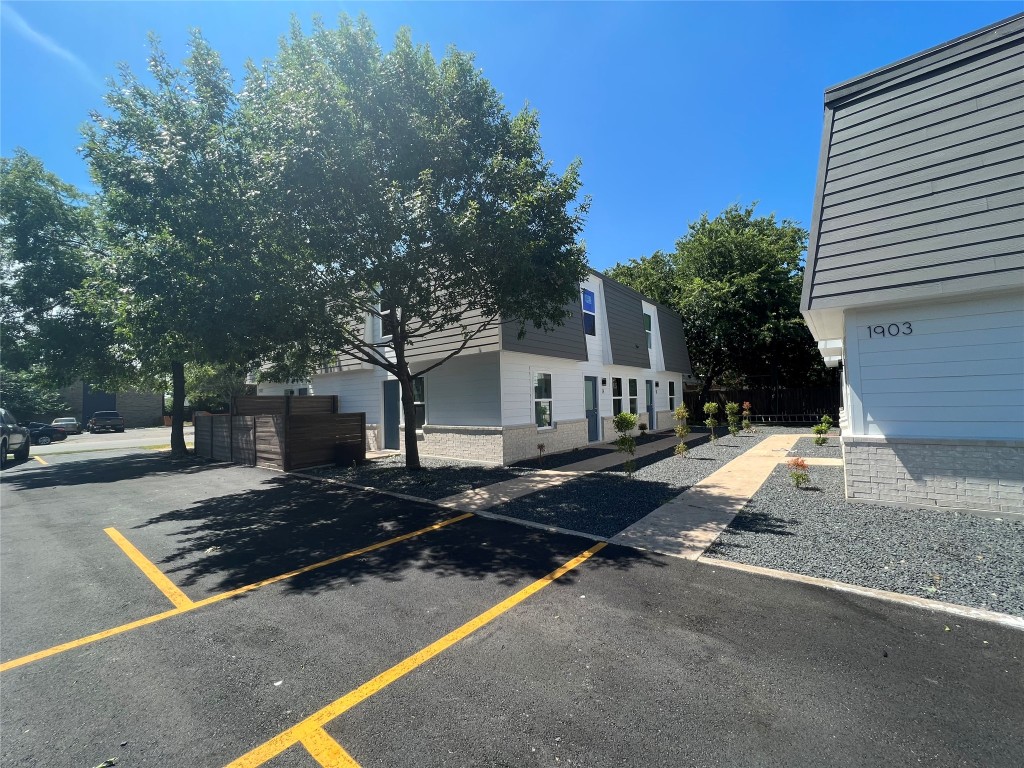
[
  {"left": 787, "top": 456, "right": 810, "bottom": 488},
  {"left": 703, "top": 402, "right": 719, "bottom": 443},
  {"left": 536, "top": 442, "right": 546, "bottom": 465},
  {"left": 811, "top": 414, "right": 834, "bottom": 446},
  {"left": 638, "top": 422, "right": 648, "bottom": 437},
  {"left": 725, "top": 401, "right": 741, "bottom": 437},
  {"left": 674, "top": 442, "right": 689, "bottom": 458},
  {"left": 673, "top": 404, "right": 690, "bottom": 457},
  {"left": 741, "top": 401, "right": 755, "bottom": 433},
  {"left": 612, "top": 411, "right": 638, "bottom": 476}
]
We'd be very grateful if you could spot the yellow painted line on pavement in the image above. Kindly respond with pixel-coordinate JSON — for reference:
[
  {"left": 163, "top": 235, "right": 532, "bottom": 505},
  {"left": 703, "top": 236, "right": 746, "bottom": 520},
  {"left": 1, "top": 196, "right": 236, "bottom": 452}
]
[
  {"left": 224, "top": 542, "right": 608, "bottom": 768},
  {"left": 1, "top": 513, "right": 473, "bottom": 673},
  {"left": 105, "top": 528, "right": 195, "bottom": 609},
  {"left": 299, "top": 728, "right": 362, "bottom": 767},
  {"left": 33, "top": 456, "right": 48, "bottom": 466}
]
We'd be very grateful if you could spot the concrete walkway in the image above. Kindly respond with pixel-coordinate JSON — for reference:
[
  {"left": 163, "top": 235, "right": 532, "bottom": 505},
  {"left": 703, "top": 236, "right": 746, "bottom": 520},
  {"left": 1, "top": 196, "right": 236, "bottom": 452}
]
[{"left": 611, "top": 434, "right": 803, "bottom": 559}]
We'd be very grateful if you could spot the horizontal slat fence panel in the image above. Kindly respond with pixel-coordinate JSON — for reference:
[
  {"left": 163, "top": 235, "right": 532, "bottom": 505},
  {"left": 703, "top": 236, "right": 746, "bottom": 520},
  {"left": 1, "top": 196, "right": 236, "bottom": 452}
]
[
  {"left": 255, "top": 415, "right": 286, "bottom": 470},
  {"left": 194, "top": 415, "right": 212, "bottom": 459},
  {"left": 289, "top": 396, "right": 338, "bottom": 415},
  {"left": 233, "top": 396, "right": 286, "bottom": 416},
  {"left": 286, "top": 413, "right": 366, "bottom": 470},
  {"left": 211, "top": 416, "right": 232, "bottom": 461},
  {"left": 232, "top": 417, "right": 256, "bottom": 466}
]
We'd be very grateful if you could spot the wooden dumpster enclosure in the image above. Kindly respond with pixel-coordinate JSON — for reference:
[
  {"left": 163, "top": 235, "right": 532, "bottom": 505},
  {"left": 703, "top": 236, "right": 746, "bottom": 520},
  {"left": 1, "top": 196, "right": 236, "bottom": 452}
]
[{"left": 194, "top": 395, "right": 365, "bottom": 470}]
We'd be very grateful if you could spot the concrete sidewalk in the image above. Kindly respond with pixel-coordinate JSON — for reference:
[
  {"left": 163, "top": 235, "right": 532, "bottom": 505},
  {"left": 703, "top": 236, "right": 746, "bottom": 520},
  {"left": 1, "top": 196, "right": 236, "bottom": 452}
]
[{"left": 611, "top": 434, "right": 802, "bottom": 559}]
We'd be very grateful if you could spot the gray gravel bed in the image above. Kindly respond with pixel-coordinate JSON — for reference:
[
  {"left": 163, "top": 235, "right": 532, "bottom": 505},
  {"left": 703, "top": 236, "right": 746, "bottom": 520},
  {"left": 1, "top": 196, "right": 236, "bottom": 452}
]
[
  {"left": 306, "top": 455, "right": 536, "bottom": 500},
  {"left": 493, "top": 434, "right": 758, "bottom": 537},
  {"left": 706, "top": 465, "right": 1024, "bottom": 616},
  {"left": 786, "top": 436, "right": 842, "bottom": 458}
]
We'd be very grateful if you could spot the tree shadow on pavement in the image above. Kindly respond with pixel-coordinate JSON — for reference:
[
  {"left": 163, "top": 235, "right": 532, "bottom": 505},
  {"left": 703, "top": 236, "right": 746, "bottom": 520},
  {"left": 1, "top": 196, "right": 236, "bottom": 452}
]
[
  {"left": 0, "top": 453, "right": 224, "bottom": 490},
  {"left": 133, "top": 475, "right": 661, "bottom": 599},
  {"left": 705, "top": 509, "right": 799, "bottom": 557}
]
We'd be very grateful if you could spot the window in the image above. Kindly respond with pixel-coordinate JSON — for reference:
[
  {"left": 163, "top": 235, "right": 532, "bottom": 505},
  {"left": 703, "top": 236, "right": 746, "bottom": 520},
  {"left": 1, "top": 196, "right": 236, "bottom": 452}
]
[
  {"left": 628, "top": 378, "right": 638, "bottom": 414},
  {"left": 534, "top": 372, "right": 553, "bottom": 428},
  {"left": 377, "top": 302, "right": 397, "bottom": 340},
  {"left": 582, "top": 289, "right": 596, "bottom": 336},
  {"left": 668, "top": 381, "right": 676, "bottom": 410},
  {"left": 611, "top": 377, "right": 623, "bottom": 416},
  {"left": 644, "top": 313, "right": 653, "bottom": 349},
  {"left": 297, "top": 388, "right": 309, "bottom": 396},
  {"left": 283, "top": 388, "right": 295, "bottom": 396},
  {"left": 412, "top": 376, "right": 426, "bottom": 429}
]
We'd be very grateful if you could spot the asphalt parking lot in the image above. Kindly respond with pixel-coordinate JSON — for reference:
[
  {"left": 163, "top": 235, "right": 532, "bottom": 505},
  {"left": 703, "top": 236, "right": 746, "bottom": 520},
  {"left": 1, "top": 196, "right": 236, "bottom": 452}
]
[{"left": 1, "top": 449, "right": 1022, "bottom": 767}]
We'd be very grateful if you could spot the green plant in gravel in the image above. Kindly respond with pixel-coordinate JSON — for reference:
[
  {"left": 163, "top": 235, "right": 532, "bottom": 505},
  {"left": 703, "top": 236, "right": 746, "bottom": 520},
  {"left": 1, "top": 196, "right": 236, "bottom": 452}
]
[
  {"left": 673, "top": 404, "right": 691, "bottom": 458},
  {"left": 741, "top": 401, "right": 753, "bottom": 432},
  {"left": 613, "top": 411, "right": 638, "bottom": 477},
  {"left": 787, "top": 456, "right": 810, "bottom": 488},
  {"left": 638, "top": 421, "right": 648, "bottom": 438},
  {"left": 536, "top": 442, "right": 546, "bottom": 465},
  {"left": 812, "top": 414, "right": 834, "bottom": 446},
  {"left": 703, "top": 401, "right": 719, "bottom": 443},
  {"left": 725, "top": 401, "right": 741, "bottom": 437}
]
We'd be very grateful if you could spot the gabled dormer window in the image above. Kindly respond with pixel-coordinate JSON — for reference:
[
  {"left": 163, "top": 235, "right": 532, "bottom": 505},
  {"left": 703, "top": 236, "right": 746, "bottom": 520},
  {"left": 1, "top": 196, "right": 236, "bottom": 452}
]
[{"left": 582, "top": 289, "right": 596, "bottom": 336}]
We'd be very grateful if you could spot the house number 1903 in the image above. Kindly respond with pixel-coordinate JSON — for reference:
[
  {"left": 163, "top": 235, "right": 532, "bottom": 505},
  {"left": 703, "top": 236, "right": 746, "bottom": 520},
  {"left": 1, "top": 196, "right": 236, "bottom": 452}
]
[{"left": 867, "top": 322, "right": 912, "bottom": 338}]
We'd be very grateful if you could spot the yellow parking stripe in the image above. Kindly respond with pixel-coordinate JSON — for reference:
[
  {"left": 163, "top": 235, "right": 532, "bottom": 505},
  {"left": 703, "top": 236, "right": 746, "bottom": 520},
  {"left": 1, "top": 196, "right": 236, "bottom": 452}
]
[
  {"left": 299, "top": 727, "right": 362, "bottom": 767},
  {"left": 33, "top": 456, "right": 48, "bottom": 466},
  {"left": 105, "top": 528, "right": 195, "bottom": 609},
  {"left": 0, "top": 513, "right": 473, "bottom": 673},
  {"left": 224, "top": 542, "right": 607, "bottom": 768}
]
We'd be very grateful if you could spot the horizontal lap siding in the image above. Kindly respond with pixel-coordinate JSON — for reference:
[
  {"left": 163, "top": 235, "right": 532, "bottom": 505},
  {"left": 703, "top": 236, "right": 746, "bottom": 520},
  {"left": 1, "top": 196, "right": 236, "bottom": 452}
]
[
  {"left": 806, "top": 31, "right": 1024, "bottom": 308},
  {"left": 845, "top": 294, "right": 1024, "bottom": 440},
  {"left": 500, "top": 294, "right": 588, "bottom": 361},
  {"left": 405, "top": 306, "right": 500, "bottom": 364}
]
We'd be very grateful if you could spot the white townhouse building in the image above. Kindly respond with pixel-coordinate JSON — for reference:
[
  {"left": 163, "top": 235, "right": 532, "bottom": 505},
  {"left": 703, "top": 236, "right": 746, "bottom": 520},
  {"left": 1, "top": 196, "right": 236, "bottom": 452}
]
[
  {"left": 802, "top": 14, "right": 1024, "bottom": 516},
  {"left": 259, "top": 271, "right": 694, "bottom": 465}
]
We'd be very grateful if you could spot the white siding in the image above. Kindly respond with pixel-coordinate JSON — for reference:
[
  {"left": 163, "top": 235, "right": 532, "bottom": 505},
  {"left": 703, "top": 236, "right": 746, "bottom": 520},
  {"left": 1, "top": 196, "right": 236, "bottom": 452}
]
[
  {"left": 423, "top": 352, "right": 501, "bottom": 426},
  {"left": 309, "top": 368, "right": 386, "bottom": 423},
  {"left": 844, "top": 291, "right": 1024, "bottom": 439},
  {"left": 255, "top": 381, "right": 311, "bottom": 396},
  {"left": 642, "top": 299, "right": 666, "bottom": 372},
  {"left": 500, "top": 351, "right": 683, "bottom": 430}
]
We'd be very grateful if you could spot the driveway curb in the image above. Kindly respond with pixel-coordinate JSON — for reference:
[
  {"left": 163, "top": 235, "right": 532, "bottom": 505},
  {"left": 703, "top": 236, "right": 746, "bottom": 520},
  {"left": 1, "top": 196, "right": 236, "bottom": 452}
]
[{"left": 698, "top": 556, "right": 1024, "bottom": 630}]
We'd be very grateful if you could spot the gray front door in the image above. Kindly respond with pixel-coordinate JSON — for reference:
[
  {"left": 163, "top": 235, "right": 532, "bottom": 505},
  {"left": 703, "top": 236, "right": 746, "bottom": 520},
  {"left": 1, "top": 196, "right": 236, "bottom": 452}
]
[
  {"left": 584, "top": 376, "right": 600, "bottom": 442},
  {"left": 645, "top": 380, "right": 656, "bottom": 430},
  {"left": 383, "top": 380, "right": 400, "bottom": 450}
]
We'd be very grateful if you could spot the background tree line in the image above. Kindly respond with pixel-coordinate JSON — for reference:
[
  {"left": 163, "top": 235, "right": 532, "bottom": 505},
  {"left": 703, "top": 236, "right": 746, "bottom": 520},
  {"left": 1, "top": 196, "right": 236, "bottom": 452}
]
[{"left": 606, "top": 203, "right": 830, "bottom": 399}]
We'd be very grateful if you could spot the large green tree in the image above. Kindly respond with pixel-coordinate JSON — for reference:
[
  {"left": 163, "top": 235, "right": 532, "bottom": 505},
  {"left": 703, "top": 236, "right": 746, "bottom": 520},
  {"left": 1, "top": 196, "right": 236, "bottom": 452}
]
[
  {"left": 608, "top": 204, "right": 826, "bottom": 396},
  {"left": 81, "top": 32, "right": 289, "bottom": 456},
  {"left": 244, "top": 17, "right": 590, "bottom": 468}
]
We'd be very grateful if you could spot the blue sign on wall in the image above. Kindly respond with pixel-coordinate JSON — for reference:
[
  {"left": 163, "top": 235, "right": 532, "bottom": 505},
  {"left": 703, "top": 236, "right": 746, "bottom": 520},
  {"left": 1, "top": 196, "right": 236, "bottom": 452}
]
[{"left": 582, "top": 289, "right": 595, "bottom": 313}]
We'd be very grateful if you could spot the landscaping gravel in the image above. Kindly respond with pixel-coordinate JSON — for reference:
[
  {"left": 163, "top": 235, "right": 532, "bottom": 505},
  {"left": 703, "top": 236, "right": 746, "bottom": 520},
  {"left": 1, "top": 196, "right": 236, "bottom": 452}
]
[
  {"left": 786, "top": 436, "right": 842, "bottom": 459},
  {"left": 492, "top": 434, "right": 753, "bottom": 538},
  {"left": 305, "top": 455, "right": 536, "bottom": 500},
  {"left": 706, "top": 465, "right": 1024, "bottom": 616}
]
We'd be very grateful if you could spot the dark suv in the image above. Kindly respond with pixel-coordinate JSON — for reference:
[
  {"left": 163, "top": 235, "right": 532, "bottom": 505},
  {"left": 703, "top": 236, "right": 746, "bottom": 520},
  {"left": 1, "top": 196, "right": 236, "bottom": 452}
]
[
  {"left": 87, "top": 411, "right": 125, "bottom": 433},
  {"left": 1, "top": 408, "right": 31, "bottom": 466}
]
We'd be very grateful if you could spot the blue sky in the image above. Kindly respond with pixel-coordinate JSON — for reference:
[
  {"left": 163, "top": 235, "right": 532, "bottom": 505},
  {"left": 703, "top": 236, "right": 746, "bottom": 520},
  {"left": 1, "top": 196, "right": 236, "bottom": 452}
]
[{"left": 1, "top": 1, "right": 1017, "bottom": 271}]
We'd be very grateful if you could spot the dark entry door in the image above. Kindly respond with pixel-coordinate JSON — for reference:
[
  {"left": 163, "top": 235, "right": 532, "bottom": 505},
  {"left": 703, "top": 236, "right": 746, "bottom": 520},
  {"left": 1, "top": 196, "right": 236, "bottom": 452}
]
[
  {"left": 383, "top": 380, "right": 400, "bottom": 450},
  {"left": 584, "top": 376, "right": 600, "bottom": 442},
  {"left": 645, "top": 380, "right": 656, "bottom": 430}
]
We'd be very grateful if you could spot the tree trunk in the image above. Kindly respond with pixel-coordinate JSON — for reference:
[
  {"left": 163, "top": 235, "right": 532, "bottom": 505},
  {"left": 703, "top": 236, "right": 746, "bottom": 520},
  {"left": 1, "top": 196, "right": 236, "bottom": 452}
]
[
  {"left": 397, "top": 367, "right": 422, "bottom": 470},
  {"left": 170, "top": 359, "right": 188, "bottom": 458}
]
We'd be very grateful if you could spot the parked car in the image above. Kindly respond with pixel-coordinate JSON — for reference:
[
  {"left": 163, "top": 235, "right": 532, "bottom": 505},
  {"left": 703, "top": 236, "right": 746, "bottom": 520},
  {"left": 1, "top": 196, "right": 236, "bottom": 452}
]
[
  {"left": 27, "top": 422, "right": 68, "bottom": 445},
  {"left": 0, "top": 408, "right": 31, "bottom": 466},
  {"left": 87, "top": 411, "right": 125, "bottom": 433},
  {"left": 51, "top": 416, "right": 82, "bottom": 435}
]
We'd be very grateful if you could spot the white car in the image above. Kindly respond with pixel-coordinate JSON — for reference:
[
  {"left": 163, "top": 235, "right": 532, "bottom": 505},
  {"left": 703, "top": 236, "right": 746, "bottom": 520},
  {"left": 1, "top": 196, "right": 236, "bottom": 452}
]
[{"left": 51, "top": 417, "right": 83, "bottom": 435}]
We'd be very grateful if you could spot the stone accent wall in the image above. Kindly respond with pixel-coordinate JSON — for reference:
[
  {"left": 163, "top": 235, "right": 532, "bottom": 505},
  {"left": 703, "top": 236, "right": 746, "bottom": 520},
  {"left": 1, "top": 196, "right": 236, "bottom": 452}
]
[
  {"left": 116, "top": 391, "right": 164, "bottom": 428},
  {"left": 843, "top": 436, "right": 1024, "bottom": 516},
  {"left": 504, "top": 419, "right": 588, "bottom": 465},
  {"left": 400, "top": 424, "right": 503, "bottom": 464}
]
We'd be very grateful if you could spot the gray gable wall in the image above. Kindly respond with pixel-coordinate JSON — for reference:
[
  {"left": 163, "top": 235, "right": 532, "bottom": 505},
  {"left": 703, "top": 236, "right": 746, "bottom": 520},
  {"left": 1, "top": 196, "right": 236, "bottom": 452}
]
[
  {"left": 603, "top": 277, "right": 651, "bottom": 368},
  {"left": 802, "top": 14, "right": 1024, "bottom": 313},
  {"left": 500, "top": 293, "right": 589, "bottom": 361},
  {"left": 657, "top": 305, "right": 692, "bottom": 374}
]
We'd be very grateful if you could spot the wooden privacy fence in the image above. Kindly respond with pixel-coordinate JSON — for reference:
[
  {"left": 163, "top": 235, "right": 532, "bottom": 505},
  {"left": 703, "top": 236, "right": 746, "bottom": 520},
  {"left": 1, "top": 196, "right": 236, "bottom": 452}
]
[{"left": 195, "top": 395, "right": 365, "bottom": 470}]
